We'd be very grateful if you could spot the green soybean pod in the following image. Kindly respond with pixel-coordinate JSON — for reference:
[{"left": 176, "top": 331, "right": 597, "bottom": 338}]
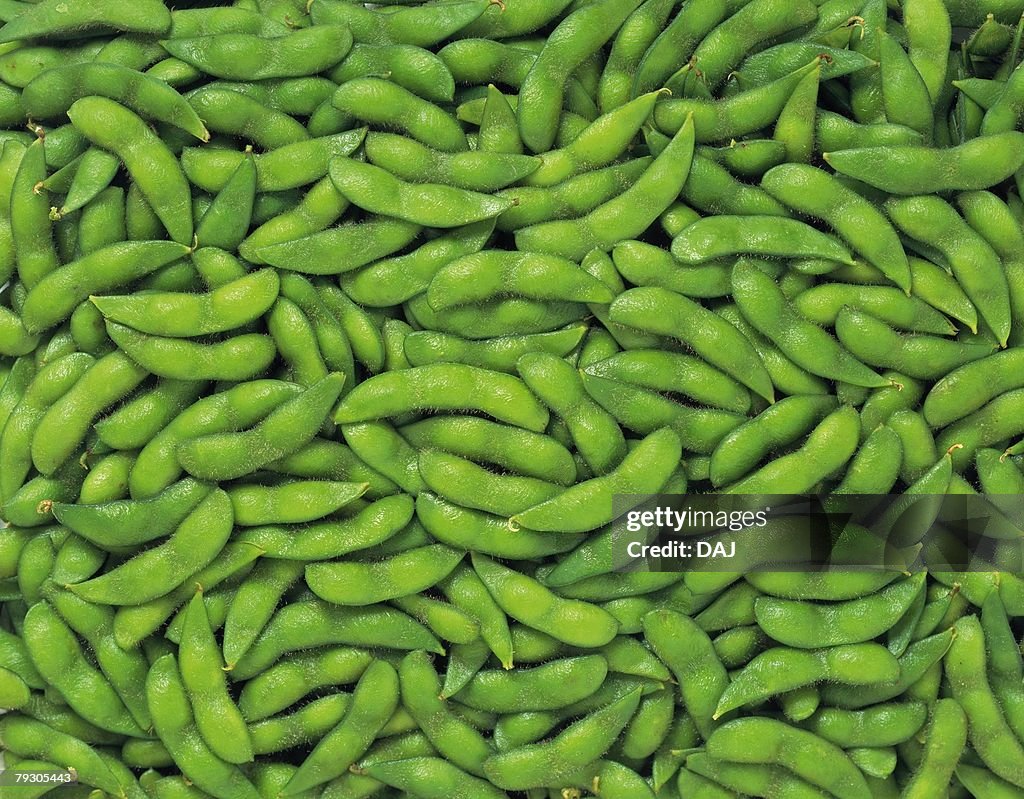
[
  {"left": 0, "top": 352, "right": 95, "bottom": 501},
  {"left": 0, "top": 0, "right": 171, "bottom": 42},
  {"left": 22, "top": 600, "right": 144, "bottom": 737},
  {"left": 514, "top": 114, "right": 696, "bottom": 261},
  {"left": 92, "top": 380, "right": 208, "bottom": 453},
  {"left": 246, "top": 693, "right": 351, "bottom": 757},
  {"left": 42, "top": 584, "right": 151, "bottom": 731},
  {"left": 306, "top": 544, "right": 464, "bottom": 605},
  {"left": 0, "top": 715, "right": 125, "bottom": 796},
  {"left": 92, "top": 268, "right": 278, "bottom": 339},
  {"left": 710, "top": 395, "right": 837, "bottom": 487},
  {"left": 956, "top": 190, "right": 1024, "bottom": 346},
  {"left": 179, "top": 591, "right": 253, "bottom": 765},
  {"left": 237, "top": 646, "right": 372, "bottom": 722},
  {"left": 685, "top": 752, "right": 831, "bottom": 798},
  {"left": 238, "top": 176, "right": 350, "bottom": 263},
  {"left": 146, "top": 654, "right": 261, "bottom": 799},
  {"left": 674, "top": 215, "right": 855, "bottom": 266},
  {"left": 522, "top": 90, "right": 664, "bottom": 187},
  {"left": 823, "top": 132, "right": 1024, "bottom": 194},
  {"left": 29, "top": 350, "right": 148, "bottom": 475},
  {"left": 830, "top": 423, "right": 903, "bottom": 496},
  {"left": 440, "top": 565, "right": 514, "bottom": 672},
  {"left": 900, "top": 699, "right": 967, "bottom": 798},
  {"left": 390, "top": 594, "right": 479, "bottom": 646},
  {"left": 182, "top": 130, "right": 365, "bottom": 194},
  {"left": 248, "top": 216, "right": 421, "bottom": 276},
  {"left": 177, "top": 373, "right": 344, "bottom": 481},
  {"left": 516, "top": 351, "right": 626, "bottom": 476},
  {"left": 310, "top": 0, "right": 488, "bottom": 47},
  {"left": 761, "top": 164, "right": 911, "bottom": 291},
  {"left": 472, "top": 553, "right": 619, "bottom": 649},
  {"left": 328, "top": 157, "right": 512, "bottom": 228},
  {"left": 404, "top": 327, "right": 586, "bottom": 375},
  {"left": 193, "top": 152, "right": 256, "bottom": 252},
  {"left": 582, "top": 349, "right": 750, "bottom": 415},
  {"left": 957, "top": 764, "right": 1024, "bottom": 799},
  {"left": 67, "top": 489, "right": 232, "bottom": 605},
  {"left": 286, "top": 660, "right": 399, "bottom": 794},
  {"left": 635, "top": 0, "right": 729, "bottom": 95},
  {"left": 110, "top": 542, "right": 261, "bottom": 650},
  {"left": 53, "top": 477, "right": 212, "bottom": 550},
  {"left": 675, "top": 155, "right": 790, "bottom": 219},
  {"left": 340, "top": 219, "right": 492, "bottom": 308},
  {"left": 400, "top": 416, "right": 576, "bottom": 486},
  {"left": 817, "top": 105, "right": 924, "bottom": 148},
  {"left": 580, "top": 371, "right": 743, "bottom": 455},
  {"left": 11, "top": 139, "right": 60, "bottom": 289},
  {"left": 609, "top": 286, "right": 774, "bottom": 403},
  {"left": 497, "top": 157, "right": 651, "bottom": 232},
  {"left": 364, "top": 132, "right": 539, "bottom": 191},
  {"left": 903, "top": 0, "right": 952, "bottom": 102},
  {"left": 186, "top": 86, "right": 308, "bottom": 150},
  {"left": 793, "top": 284, "right": 954, "bottom": 335},
  {"left": 692, "top": 0, "right": 818, "bottom": 90},
  {"left": 335, "top": 364, "right": 547, "bottom": 432},
  {"left": 597, "top": 0, "right": 675, "bottom": 112},
  {"left": 398, "top": 650, "right": 493, "bottom": 776},
  {"left": 228, "top": 481, "right": 368, "bottom": 527},
  {"left": 362, "top": 757, "right": 504, "bottom": 799},
  {"left": 715, "top": 642, "right": 900, "bottom": 718},
  {"left": 105, "top": 324, "right": 268, "bottom": 383},
  {"left": 417, "top": 493, "right": 585, "bottom": 561},
  {"left": 803, "top": 702, "right": 928, "bottom": 749},
  {"left": 511, "top": 427, "right": 681, "bottom": 533},
  {"left": 886, "top": 194, "right": 1011, "bottom": 346},
  {"left": 706, "top": 717, "right": 870, "bottom": 799},
  {"left": 731, "top": 259, "right": 888, "bottom": 388},
  {"left": 725, "top": 406, "right": 862, "bottom": 494},
  {"left": 231, "top": 599, "right": 442, "bottom": 681},
  {"left": 981, "top": 591, "right": 1024, "bottom": 741},
  {"left": 161, "top": 25, "right": 351, "bottom": 81},
  {"left": 22, "top": 63, "right": 208, "bottom": 141},
  {"left": 426, "top": 250, "right": 613, "bottom": 310},
  {"left": 483, "top": 688, "right": 642, "bottom": 791},
  {"left": 835, "top": 308, "right": 993, "bottom": 382},
  {"left": 332, "top": 77, "right": 468, "bottom": 153},
  {"left": 643, "top": 609, "right": 729, "bottom": 740},
  {"left": 66, "top": 97, "right": 191, "bottom": 245},
  {"left": 516, "top": 0, "right": 641, "bottom": 153},
  {"left": 946, "top": 614, "right": 1024, "bottom": 787},
  {"left": 654, "top": 59, "right": 821, "bottom": 141},
  {"left": 21, "top": 241, "right": 190, "bottom": 333},
  {"left": 878, "top": 32, "right": 935, "bottom": 141},
  {"left": 754, "top": 573, "right": 926, "bottom": 649},
  {"left": 330, "top": 44, "right": 454, "bottom": 104},
  {"left": 418, "top": 450, "right": 561, "bottom": 518},
  {"left": 221, "top": 558, "right": 304, "bottom": 669}
]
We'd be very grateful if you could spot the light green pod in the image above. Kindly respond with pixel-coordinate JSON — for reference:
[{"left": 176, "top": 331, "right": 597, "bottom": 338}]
[
  {"left": 179, "top": 592, "right": 253, "bottom": 764},
  {"left": 364, "top": 132, "right": 538, "bottom": 191},
  {"left": 106, "top": 322, "right": 277, "bottom": 381},
  {"left": 161, "top": 25, "right": 351, "bottom": 80},
  {"left": 427, "top": 251, "right": 614, "bottom": 310},
  {"left": 91, "top": 269, "right": 278, "bottom": 338},
  {"left": 471, "top": 553, "right": 619, "bottom": 648},
  {"left": 67, "top": 97, "right": 191, "bottom": 244},
  {"left": 328, "top": 157, "right": 511, "bottom": 227},
  {"left": 21, "top": 241, "right": 190, "bottom": 333}
]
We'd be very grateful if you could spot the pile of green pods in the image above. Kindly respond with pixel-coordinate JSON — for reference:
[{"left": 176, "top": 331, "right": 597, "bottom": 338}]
[{"left": 1, "top": 0, "right": 1024, "bottom": 797}]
